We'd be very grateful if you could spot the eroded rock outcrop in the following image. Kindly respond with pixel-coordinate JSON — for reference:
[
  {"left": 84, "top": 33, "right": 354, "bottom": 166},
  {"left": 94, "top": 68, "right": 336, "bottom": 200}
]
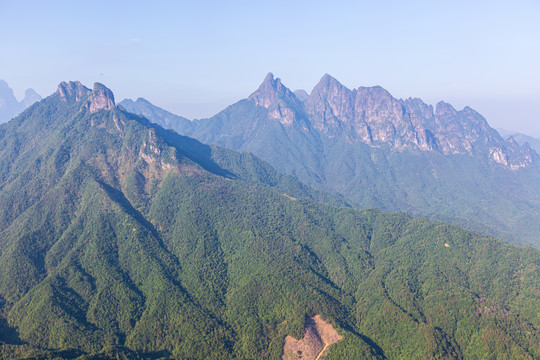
[
  {"left": 89, "top": 82, "right": 116, "bottom": 113},
  {"left": 247, "top": 72, "right": 305, "bottom": 126},
  {"left": 58, "top": 81, "right": 91, "bottom": 104},
  {"left": 57, "top": 81, "right": 116, "bottom": 113},
  {"left": 251, "top": 73, "right": 536, "bottom": 169}
]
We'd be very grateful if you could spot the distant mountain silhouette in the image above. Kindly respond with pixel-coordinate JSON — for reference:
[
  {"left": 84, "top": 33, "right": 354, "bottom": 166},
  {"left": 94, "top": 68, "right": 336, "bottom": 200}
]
[{"left": 0, "top": 80, "right": 41, "bottom": 123}]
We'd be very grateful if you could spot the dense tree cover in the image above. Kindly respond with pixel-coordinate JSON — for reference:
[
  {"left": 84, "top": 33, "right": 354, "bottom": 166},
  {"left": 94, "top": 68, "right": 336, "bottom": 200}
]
[
  {"left": 122, "top": 97, "right": 540, "bottom": 247},
  {"left": 0, "top": 93, "right": 538, "bottom": 359}
]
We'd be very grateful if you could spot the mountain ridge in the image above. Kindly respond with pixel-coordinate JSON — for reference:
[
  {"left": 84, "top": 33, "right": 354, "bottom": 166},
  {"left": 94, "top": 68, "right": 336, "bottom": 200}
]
[
  {"left": 498, "top": 128, "right": 540, "bottom": 154},
  {"left": 0, "top": 80, "right": 539, "bottom": 360},
  {"left": 120, "top": 73, "right": 540, "bottom": 247}
]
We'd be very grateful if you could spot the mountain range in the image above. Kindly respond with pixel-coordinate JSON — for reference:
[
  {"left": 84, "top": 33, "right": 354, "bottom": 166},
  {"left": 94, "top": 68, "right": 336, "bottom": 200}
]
[
  {"left": 120, "top": 73, "right": 540, "bottom": 247},
  {"left": 0, "top": 80, "right": 41, "bottom": 124},
  {"left": 0, "top": 81, "right": 538, "bottom": 359},
  {"left": 497, "top": 128, "right": 540, "bottom": 154}
]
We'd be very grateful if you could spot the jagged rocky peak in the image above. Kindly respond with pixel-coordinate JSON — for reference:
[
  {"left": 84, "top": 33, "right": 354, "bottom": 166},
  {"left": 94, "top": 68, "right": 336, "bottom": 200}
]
[
  {"left": 57, "top": 81, "right": 116, "bottom": 113},
  {"left": 248, "top": 72, "right": 300, "bottom": 109},
  {"left": 298, "top": 74, "right": 536, "bottom": 167},
  {"left": 354, "top": 86, "right": 401, "bottom": 113},
  {"left": 308, "top": 73, "right": 349, "bottom": 100},
  {"left": 402, "top": 98, "right": 434, "bottom": 127},
  {"left": 248, "top": 73, "right": 303, "bottom": 126},
  {"left": 305, "top": 74, "right": 356, "bottom": 127},
  {"left": 458, "top": 107, "right": 501, "bottom": 142},
  {"left": 435, "top": 101, "right": 458, "bottom": 118},
  {"left": 58, "top": 81, "right": 91, "bottom": 104},
  {"left": 89, "top": 82, "right": 116, "bottom": 113}
]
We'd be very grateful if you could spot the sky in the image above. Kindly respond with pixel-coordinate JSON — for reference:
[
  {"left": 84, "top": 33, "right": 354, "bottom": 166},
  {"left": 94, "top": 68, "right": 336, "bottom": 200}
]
[{"left": 1, "top": 0, "right": 539, "bottom": 135}]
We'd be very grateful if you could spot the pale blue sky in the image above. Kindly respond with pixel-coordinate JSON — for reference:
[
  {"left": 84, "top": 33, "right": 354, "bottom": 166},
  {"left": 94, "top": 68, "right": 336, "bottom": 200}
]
[{"left": 1, "top": 0, "right": 539, "bottom": 135}]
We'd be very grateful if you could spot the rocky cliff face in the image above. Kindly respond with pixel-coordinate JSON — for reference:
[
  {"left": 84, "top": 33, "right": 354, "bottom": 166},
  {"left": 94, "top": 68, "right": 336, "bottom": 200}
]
[
  {"left": 89, "top": 82, "right": 116, "bottom": 112},
  {"left": 253, "top": 73, "right": 535, "bottom": 169},
  {"left": 247, "top": 73, "right": 305, "bottom": 126},
  {"left": 58, "top": 81, "right": 91, "bottom": 104},
  {"left": 57, "top": 81, "right": 116, "bottom": 113}
]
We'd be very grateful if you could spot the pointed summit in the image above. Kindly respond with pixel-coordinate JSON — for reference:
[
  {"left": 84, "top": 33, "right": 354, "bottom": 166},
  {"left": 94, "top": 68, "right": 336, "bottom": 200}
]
[
  {"left": 313, "top": 73, "right": 344, "bottom": 91},
  {"left": 304, "top": 74, "right": 356, "bottom": 131},
  {"left": 263, "top": 72, "right": 275, "bottom": 85},
  {"left": 319, "top": 73, "right": 340, "bottom": 85},
  {"left": 307, "top": 74, "right": 349, "bottom": 104},
  {"left": 248, "top": 72, "right": 300, "bottom": 109},
  {"left": 435, "top": 101, "right": 457, "bottom": 117}
]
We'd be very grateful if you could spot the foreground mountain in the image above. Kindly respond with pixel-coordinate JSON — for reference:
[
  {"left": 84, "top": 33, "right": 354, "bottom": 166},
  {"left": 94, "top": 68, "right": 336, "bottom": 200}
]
[
  {"left": 0, "top": 80, "right": 41, "bottom": 123},
  {"left": 0, "top": 82, "right": 539, "bottom": 359},
  {"left": 121, "top": 74, "right": 540, "bottom": 247}
]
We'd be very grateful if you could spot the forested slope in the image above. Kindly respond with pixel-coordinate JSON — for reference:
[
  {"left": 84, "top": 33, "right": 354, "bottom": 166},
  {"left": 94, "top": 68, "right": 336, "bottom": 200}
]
[{"left": 0, "top": 82, "right": 538, "bottom": 359}]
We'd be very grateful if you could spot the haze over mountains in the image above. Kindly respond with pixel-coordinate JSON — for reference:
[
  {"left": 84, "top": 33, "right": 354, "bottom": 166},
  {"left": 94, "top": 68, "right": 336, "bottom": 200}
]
[
  {"left": 498, "top": 128, "right": 540, "bottom": 154},
  {"left": 0, "top": 81, "right": 538, "bottom": 360},
  {"left": 0, "top": 80, "right": 41, "bottom": 124},
  {"left": 120, "top": 73, "right": 540, "bottom": 247}
]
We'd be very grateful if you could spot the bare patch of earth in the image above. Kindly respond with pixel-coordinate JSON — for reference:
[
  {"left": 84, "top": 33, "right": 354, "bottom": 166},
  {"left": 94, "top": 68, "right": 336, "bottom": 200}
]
[{"left": 282, "top": 315, "right": 342, "bottom": 360}]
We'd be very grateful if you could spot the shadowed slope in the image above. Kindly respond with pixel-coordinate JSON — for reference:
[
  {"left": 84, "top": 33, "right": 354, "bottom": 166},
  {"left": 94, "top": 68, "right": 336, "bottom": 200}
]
[{"left": 0, "top": 82, "right": 538, "bottom": 360}]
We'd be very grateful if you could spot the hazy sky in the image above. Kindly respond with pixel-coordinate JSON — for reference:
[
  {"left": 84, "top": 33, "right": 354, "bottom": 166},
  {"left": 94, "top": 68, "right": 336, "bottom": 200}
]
[{"left": 1, "top": 0, "right": 539, "bottom": 135}]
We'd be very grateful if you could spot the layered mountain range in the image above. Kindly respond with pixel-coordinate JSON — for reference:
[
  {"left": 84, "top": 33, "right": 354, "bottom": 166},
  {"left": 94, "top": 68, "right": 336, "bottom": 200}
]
[
  {"left": 0, "top": 80, "right": 41, "bottom": 124},
  {"left": 498, "top": 128, "right": 540, "bottom": 154},
  {"left": 121, "top": 73, "right": 540, "bottom": 247},
  {"left": 1, "top": 81, "right": 539, "bottom": 360}
]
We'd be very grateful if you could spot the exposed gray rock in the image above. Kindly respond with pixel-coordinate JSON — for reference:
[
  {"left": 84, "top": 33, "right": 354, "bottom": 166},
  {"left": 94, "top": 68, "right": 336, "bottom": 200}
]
[
  {"left": 58, "top": 81, "right": 91, "bottom": 104},
  {"left": 56, "top": 81, "right": 116, "bottom": 113},
  {"left": 498, "top": 129, "right": 540, "bottom": 154},
  {"left": 105, "top": 75, "right": 540, "bottom": 246},
  {"left": 89, "top": 82, "right": 116, "bottom": 113},
  {"left": 247, "top": 73, "right": 304, "bottom": 126},
  {"left": 300, "top": 74, "right": 535, "bottom": 168}
]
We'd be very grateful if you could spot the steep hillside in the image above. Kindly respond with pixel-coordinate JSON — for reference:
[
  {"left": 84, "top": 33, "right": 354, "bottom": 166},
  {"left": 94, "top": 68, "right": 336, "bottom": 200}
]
[
  {"left": 0, "top": 82, "right": 538, "bottom": 360},
  {"left": 121, "top": 74, "right": 540, "bottom": 247}
]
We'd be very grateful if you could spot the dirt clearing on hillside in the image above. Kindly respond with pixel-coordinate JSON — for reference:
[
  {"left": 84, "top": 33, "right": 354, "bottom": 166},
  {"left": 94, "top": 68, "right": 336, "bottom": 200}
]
[{"left": 282, "top": 315, "right": 342, "bottom": 360}]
